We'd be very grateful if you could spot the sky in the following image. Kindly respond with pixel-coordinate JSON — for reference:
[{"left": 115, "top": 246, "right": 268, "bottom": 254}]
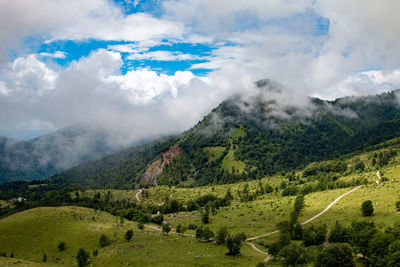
[{"left": 1, "top": 0, "right": 400, "bottom": 142}]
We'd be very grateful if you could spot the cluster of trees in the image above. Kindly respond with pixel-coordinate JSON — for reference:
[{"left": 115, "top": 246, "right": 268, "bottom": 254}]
[
  {"left": 372, "top": 150, "right": 397, "bottom": 168},
  {"left": 281, "top": 177, "right": 367, "bottom": 197},
  {"left": 265, "top": 219, "right": 400, "bottom": 266},
  {"left": 195, "top": 225, "right": 247, "bottom": 256}
]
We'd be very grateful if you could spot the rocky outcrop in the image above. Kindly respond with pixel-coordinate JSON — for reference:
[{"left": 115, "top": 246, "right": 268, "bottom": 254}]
[{"left": 139, "top": 144, "right": 182, "bottom": 185}]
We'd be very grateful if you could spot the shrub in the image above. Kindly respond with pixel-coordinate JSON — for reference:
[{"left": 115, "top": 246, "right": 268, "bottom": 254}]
[
  {"left": 361, "top": 200, "right": 374, "bottom": 216},
  {"left": 99, "top": 234, "right": 110, "bottom": 247},
  {"left": 58, "top": 241, "right": 66, "bottom": 251}
]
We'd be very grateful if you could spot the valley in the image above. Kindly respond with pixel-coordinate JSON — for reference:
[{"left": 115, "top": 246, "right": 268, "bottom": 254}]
[{"left": 1, "top": 90, "right": 400, "bottom": 266}]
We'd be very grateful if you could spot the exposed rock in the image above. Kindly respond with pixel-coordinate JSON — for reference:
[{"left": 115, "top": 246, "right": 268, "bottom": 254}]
[{"left": 139, "top": 144, "right": 182, "bottom": 185}]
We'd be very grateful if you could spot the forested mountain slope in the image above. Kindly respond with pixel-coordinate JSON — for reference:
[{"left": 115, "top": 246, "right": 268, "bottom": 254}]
[{"left": 51, "top": 80, "right": 400, "bottom": 188}]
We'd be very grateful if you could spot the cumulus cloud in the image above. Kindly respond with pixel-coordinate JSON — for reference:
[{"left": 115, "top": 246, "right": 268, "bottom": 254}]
[
  {"left": 0, "top": 50, "right": 238, "bottom": 147},
  {"left": 126, "top": 50, "right": 206, "bottom": 61},
  {"left": 2, "top": 0, "right": 400, "bottom": 145},
  {"left": 0, "top": 0, "right": 184, "bottom": 62}
]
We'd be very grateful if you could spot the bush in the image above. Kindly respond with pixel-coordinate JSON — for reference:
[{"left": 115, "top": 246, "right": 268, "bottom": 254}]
[
  {"left": 361, "top": 200, "right": 374, "bottom": 216},
  {"left": 99, "top": 234, "right": 110, "bottom": 247},
  {"left": 76, "top": 248, "right": 89, "bottom": 267},
  {"left": 396, "top": 201, "right": 400, "bottom": 212},
  {"left": 216, "top": 226, "right": 228, "bottom": 245},
  {"left": 280, "top": 243, "right": 307, "bottom": 266},
  {"left": 317, "top": 243, "right": 354, "bottom": 267},
  {"left": 125, "top": 230, "right": 133, "bottom": 242},
  {"left": 58, "top": 241, "right": 66, "bottom": 251},
  {"left": 162, "top": 223, "right": 172, "bottom": 234},
  {"left": 188, "top": 223, "right": 198, "bottom": 230},
  {"left": 201, "top": 212, "right": 210, "bottom": 224}
]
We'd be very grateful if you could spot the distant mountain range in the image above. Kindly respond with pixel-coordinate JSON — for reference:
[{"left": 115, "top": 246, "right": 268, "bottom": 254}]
[
  {"left": 49, "top": 80, "right": 400, "bottom": 189},
  {"left": 0, "top": 125, "right": 131, "bottom": 183}
]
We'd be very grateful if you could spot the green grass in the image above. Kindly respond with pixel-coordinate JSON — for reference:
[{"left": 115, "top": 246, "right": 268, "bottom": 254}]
[
  {"left": 222, "top": 146, "right": 246, "bottom": 173},
  {"left": 0, "top": 206, "right": 138, "bottom": 266},
  {"left": 203, "top": 146, "right": 226, "bottom": 161},
  {"left": 92, "top": 231, "right": 263, "bottom": 267}
]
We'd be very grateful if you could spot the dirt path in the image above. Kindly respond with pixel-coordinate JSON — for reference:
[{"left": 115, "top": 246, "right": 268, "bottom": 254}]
[
  {"left": 246, "top": 185, "right": 362, "bottom": 261},
  {"left": 136, "top": 189, "right": 143, "bottom": 201},
  {"left": 301, "top": 185, "right": 362, "bottom": 225},
  {"left": 376, "top": 171, "right": 382, "bottom": 184}
]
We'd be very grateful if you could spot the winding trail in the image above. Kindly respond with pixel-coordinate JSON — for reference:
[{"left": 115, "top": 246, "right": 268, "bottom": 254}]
[
  {"left": 246, "top": 185, "right": 362, "bottom": 261},
  {"left": 376, "top": 171, "right": 382, "bottom": 184},
  {"left": 135, "top": 189, "right": 143, "bottom": 201}
]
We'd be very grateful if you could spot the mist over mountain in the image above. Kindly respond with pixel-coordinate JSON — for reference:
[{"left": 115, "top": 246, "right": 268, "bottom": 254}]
[
  {"left": 49, "top": 80, "right": 400, "bottom": 188},
  {"left": 0, "top": 124, "right": 145, "bottom": 183}
]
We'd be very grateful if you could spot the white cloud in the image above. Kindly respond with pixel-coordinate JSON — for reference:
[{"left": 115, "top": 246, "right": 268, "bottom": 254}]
[
  {"left": 0, "top": 49, "right": 225, "bottom": 146},
  {"left": 313, "top": 69, "right": 400, "bottom": 100},
  {"left": 0, "top": 54, "right": 57, "bottom": 96},
  {"left": 126, "top": 50, "right": 205, "bottom": 61},
  {"left": 39, "top": 51, "right": 67, "bottom": 59},
  {"left": 0, "top": 0, "right": 184, "bottom": 62}
]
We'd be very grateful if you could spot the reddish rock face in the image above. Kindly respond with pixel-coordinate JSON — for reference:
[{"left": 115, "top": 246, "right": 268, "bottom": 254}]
[{"left": 139, "top": 144, "right": 182, "bottom": 185}]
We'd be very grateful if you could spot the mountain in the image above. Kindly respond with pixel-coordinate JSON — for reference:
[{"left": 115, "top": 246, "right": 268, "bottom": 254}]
[
  {"left": 49, "top": 80, "right": 400, "bottom": 189},
  {"left": 0, "top": 125, "right": 129, "bottom": 183}
]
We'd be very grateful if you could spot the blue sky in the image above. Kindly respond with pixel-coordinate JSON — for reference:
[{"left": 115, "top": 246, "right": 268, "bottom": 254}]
[{"left": 1, "top": 0, "right": 400, "bottom": 141}]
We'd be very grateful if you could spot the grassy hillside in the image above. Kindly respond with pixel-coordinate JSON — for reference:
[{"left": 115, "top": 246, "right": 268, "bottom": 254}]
[{"left": 0, "top": 206, "right": 264, "bottom": 266}]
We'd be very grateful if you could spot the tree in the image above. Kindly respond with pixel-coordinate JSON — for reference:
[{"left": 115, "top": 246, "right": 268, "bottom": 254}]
[
  {"left": 216, "top": 226, "right": 228, "bottom": 245},
  {"left": 176, "top": 223, "right": 186, "bottom": 234},
  {"left": 152, "top": 214, "right": 164, "bottom": 225},
  {"left": 58, "top": 241, "right": 66, "bottom": 251},
  {"left": 226, "top": 233, "right": 246, "bottom": 256},
  {"left": 396, "top": 201, "right": 400, "bottom": 212},
  {"left": 292, "top": 223, "right": 303, "bottom": 240},
  {"left": 202, "top": 212, "right": 210, "bottom": 224},
  {"left": 99, "top": 234, "right": 110, "bottom": 247},
  {"left": 76, "top": 248, "right": 89, "bottom": 267},
  {"left": 280, "top": 243, "right": 307, "bottom": 267},
  {"left": 368, "top": 232, "right": 391, "bottom": 267},
  {"left": 138, "top": 222, "right": 144, "bottom": 230},
  {"left": 162, "top": 223, "right": 172, "bottom": 234},
  {"left": 269, "top": 241, "right": 282, "bottom": 257},
  {"left": 315, "top": 224, "right": 327, "bottom": 245},
  {"left": 303, "top": 226, "right": 316, "bottom": 247},
  {"left": 316, "top": 243, "right": 354, "bottom": 267},
  {"left": 42, "top": 253, "right": 47, "bottom": 262},
  {"left": 329, "top": 221, "right": 350, "bottom": 243},
  {"left": 125, "top": 230, "right": 133, "bottom": 242},
  {"left": 202, "top": 227, "right": 215, "bottom": 241},
  {"left": 350, "top": 221, "right": 376, "bottom": 259},
  {"left": 361, "top": 200, "right": 374, "bottom": 216}
]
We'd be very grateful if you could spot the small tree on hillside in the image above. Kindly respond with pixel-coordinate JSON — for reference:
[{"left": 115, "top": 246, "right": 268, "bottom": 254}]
[
  {"left": 226, "top": 232, "right": 246, "bottom": 256},
  {"left": 202, "top": 212, "right": 210, "bottom": 224},
  {"left": 58, "top": 241, "right": 66, "bottom": 251},
  {"left": 99, "top": 234, "right": 110, "bottom": 247},
  {"left": 176, "top": 223, "right": 186, "bottom": 234},
  {"left": 216, "top": 226, "right": 228, "bottom": 245},
  {"left": 162, "top": 223, "right": 172, "bottom": 234},
  {"left": 138, "top": 222, "right": 144, "bottom": 230},
  {"left": 395, "top": 201, "right": 400, "bottom": 212},
  {"left": 76, "top": 248, "right": 89, "bottom": 267},
  {"left": 361, "top": 200, "right": 374, "bottom": 216},
  {"left": 125, "top": 230, "right": 133, "bottom": 242}
]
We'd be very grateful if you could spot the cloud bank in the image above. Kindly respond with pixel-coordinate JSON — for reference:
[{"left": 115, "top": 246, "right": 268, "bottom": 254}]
[{"left": 1, "top": 0, "right": 400, "bottom": 143}]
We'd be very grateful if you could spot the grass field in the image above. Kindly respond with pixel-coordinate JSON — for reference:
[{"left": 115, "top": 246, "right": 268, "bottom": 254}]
[
  {"left": 203, "top": 146, "right": 226, "bottom": 161},
  {"left": 2, "top": 141, "right": 400, "bottom": 266},
  {"left": 0, "top": 206, "right": 138, "bottom": 266}
]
